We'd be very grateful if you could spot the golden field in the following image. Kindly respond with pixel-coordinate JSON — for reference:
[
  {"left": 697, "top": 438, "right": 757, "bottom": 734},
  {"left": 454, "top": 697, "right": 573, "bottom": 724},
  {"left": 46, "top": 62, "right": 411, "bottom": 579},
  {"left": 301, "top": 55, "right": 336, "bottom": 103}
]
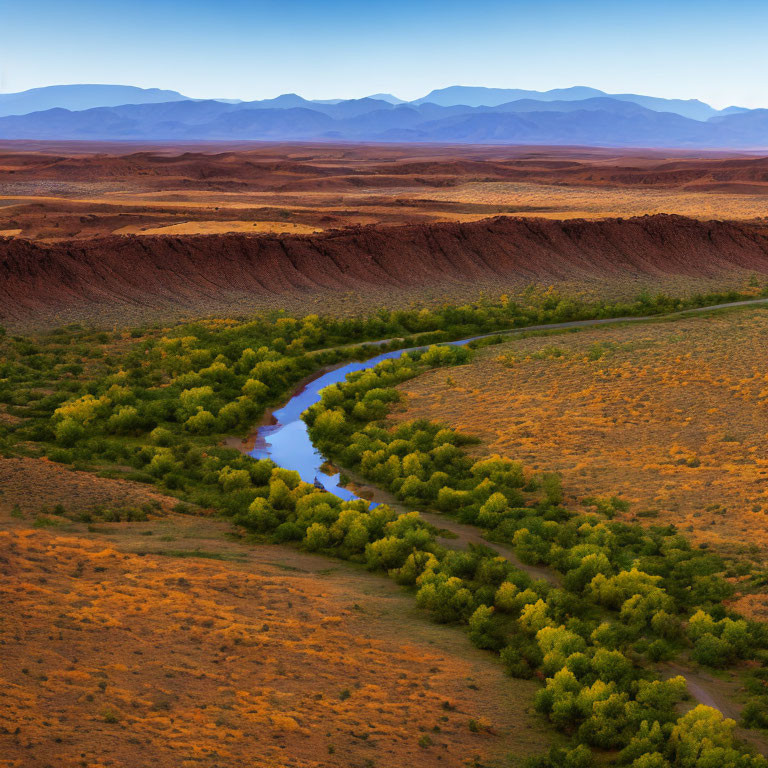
[
  {"left": 394, "top": 308, "right": 768, "bottom": 564},
  {"left": 0, "top": 494, "right": 551, "bottom": 768},
  {"left": 0, "top": 457, "right": 174, "bottom": 516},
  {"left": 414, "top": 181, "right": 768, "bottom": 222},
  {"left": 113, "top": 220, "right": 322, "bottom": 236},
  {"left": 3, "top": 143, "right": 768, "bottom": 242}
]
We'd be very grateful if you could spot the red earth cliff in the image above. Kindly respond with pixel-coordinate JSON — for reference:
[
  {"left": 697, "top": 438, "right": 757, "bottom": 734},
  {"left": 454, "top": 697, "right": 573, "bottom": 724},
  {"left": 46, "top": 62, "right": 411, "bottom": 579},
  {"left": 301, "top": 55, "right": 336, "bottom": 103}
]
[{"left": 3, "top": 215, "right": 768, "bottom": 326}]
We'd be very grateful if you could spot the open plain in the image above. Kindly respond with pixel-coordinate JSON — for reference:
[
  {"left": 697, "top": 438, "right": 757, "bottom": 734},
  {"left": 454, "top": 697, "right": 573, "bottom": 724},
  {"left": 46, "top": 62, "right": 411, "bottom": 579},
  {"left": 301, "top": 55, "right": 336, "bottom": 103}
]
[
  {"left": 393, "top": 307, "right": 768, "bottom": 565},
  {"left": 3, "top": 143, "right": 768, "bottom": 329},
  {"left": 0, "top": 501, "right": 551, "bottom": 768},
  {"left": 2, "top": 142, "right": 768, "bottom": 242},
  {"left": 5, "top": 140, "right": 768, "bottom": 767},
  {"left": 6, "top": 0, "right": 768, "bottom": 762}
]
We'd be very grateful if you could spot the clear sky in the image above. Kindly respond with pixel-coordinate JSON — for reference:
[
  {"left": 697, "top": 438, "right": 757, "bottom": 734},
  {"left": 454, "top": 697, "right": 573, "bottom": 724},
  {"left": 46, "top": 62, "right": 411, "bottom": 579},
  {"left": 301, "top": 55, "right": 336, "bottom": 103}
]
[{"left": 3, "top": 0, "right": 767, "bottom": 108}]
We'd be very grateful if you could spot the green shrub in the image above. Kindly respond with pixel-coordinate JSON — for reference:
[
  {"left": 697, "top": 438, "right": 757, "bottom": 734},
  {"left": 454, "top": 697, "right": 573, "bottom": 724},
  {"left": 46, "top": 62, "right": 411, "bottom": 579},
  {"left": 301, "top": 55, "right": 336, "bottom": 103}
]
[
  {"left": 646, "top": 639, "right": 674, "bottom": 662},
  {"left": 692, "top": 634, "right": 735, "bottom": 668}
]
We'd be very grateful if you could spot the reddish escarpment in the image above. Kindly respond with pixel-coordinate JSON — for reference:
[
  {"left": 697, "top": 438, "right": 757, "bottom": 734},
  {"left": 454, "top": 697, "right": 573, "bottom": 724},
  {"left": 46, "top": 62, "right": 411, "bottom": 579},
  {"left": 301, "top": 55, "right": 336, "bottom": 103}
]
[{"left": 3, "top": 215, "right": 768, "bottom": 325}]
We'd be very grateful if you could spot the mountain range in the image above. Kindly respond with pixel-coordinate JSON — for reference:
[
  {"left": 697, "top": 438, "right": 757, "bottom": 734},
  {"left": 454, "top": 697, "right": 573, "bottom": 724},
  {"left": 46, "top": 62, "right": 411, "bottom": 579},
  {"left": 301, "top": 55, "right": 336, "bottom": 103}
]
[
  {"left": 0, "top": 84, "right": 189, "bottom": 118},
  {"left": 0, "top": 83, "right": 765, "bottom": 148}
]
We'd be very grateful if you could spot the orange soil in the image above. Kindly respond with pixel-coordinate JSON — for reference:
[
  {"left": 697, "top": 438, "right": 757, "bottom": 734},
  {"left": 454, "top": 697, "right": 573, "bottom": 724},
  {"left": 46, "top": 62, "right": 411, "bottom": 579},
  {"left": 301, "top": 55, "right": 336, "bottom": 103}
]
[
  {"left": 0, "top": 509, "right": 551, "bottom": 768},
  {"left": 420, "top": 181, "right": 768, "bottom": 222},
  {"left": 113, "top": 220, "right": 322, "bottom": 236},
  {"left": 393, "top": 309, "right": 768, "bottom": 562},
  {"left": 0, "top": 457, "right": 175, "bottom": 516},
  {"left": 1, "top": 142, "right": 768, "bottom": 242}
]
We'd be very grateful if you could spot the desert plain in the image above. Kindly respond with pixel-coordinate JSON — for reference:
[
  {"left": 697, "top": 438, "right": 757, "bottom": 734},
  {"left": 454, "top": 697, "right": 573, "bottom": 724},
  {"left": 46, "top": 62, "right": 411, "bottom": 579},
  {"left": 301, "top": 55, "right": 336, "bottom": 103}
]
[{"left": 4, "top": 140, "right": 768, "bottom": 768}]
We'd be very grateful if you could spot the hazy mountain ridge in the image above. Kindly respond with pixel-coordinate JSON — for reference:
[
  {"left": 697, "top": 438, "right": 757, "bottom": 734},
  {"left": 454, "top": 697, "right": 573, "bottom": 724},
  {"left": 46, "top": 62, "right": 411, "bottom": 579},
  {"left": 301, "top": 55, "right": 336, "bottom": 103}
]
[
  {"left": 0, "top": 84, "right": 765, "bottom": 147},
  {"left": 413, "top": 85, "right": 725, "bottom": 121},
  {"left": 0, "top": 84, "right": 191, "bottom": 117}
]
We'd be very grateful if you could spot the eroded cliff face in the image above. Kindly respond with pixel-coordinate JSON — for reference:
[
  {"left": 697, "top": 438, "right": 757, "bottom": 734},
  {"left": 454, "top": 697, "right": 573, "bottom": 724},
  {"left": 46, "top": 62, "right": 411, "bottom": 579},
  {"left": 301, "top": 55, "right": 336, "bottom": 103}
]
[{"left": 3, "top": 215, "right": 768, "bottom": 326}]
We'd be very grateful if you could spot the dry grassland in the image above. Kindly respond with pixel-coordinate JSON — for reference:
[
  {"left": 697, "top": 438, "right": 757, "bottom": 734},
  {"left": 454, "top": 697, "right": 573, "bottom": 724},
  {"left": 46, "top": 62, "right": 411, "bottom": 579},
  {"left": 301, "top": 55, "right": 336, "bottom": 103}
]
[
  {"left": 3, "top": 179, "right": 767, "bottom": 242},
  {"left": 3, "top": 143, "right": 768, "bottom": 241},
  {"left": 0, "top": 504, "right": 551, "bottom": 768},
  {"left": 394, "top": 308, "right": 768, "bottom": 564},
  {"left": 0, "top": 457, "right": 174, "bottom": 516},
  {"left": 412, "top": 182, "right": 768, "bottom": 221}
]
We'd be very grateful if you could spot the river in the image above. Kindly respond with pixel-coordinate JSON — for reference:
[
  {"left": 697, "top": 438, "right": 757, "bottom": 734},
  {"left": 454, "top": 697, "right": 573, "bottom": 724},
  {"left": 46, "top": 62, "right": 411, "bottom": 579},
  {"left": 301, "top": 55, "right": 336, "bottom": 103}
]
[
  {"left": 248, "top": 296, "right": 768, "bottom": 498},
  {"left": 249, "top": 338, "right": 474, "bottom": 499}
]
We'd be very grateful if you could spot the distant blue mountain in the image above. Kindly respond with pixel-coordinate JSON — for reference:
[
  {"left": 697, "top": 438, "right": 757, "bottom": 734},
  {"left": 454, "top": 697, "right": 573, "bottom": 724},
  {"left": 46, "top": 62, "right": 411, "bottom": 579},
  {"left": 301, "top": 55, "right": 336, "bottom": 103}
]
[
  {"left": 609, "top": 93, "right": 718, "bottom": 121},
  {"left": 0, "top": 86, "right": 765, "bottom": 148},
  {"left": 478, "top": 97, "right": 654, "bottom": 115},
  {"left": 0, "top": 84, "right": 190, "bottom": 117},
  {"left": 413, "top": 86, "right": 606, "bottom": 107},
  {"left": 412, "top": 86, "right": 722, "bottom": 121},
  {"left": 708, "top": 109, "right": 768, "bottom": 145},
  {"left": 378, "top": 106, "right": 711, "bottom": 146}
]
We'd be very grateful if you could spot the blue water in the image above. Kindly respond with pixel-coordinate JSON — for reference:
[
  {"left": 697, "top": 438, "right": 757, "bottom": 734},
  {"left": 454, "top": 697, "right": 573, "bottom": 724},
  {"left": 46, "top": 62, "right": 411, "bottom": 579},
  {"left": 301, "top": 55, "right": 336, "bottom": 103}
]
[
  {"left": 249, "top": 338, "right": 478, "bottom": 499},
  {"left": 247, "top": 296, "right": 762, "bottom": 496}
]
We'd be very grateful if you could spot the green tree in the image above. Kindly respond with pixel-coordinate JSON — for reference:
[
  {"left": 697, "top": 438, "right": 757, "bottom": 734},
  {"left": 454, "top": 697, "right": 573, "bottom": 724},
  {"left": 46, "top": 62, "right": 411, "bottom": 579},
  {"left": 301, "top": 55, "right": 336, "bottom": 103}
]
[
  {"left": 631, "top": 754, "right": 671, "bottom": 768},
  {"left": 184, "top": 408, "right": 217, "bottom": 434},
  {"left": 305, "top": 523, "right": 330, "bottom": 551},
  {"left": 468, "top": 605, "right": 504, "bottom": 650},
  {"left": 218, "top": 466, "right": 251, "bottom": 492},
  {"left": 237, "top": 497, "right": 279, "bottom": 532},
  {"left": 54, "top": 417, "right": 84, "bottom": 446},
  {"left": 416, "top": 573, "right": 475, "bottom": 623},
  {"left": 692, "top": 634, "right": 734, "bottom": 668}
]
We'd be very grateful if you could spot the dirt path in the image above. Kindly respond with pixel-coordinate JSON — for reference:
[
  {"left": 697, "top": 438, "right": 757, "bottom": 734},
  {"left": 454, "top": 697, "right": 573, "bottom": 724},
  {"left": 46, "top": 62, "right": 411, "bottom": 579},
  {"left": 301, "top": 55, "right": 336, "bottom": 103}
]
[
  {"left": 664, "top": 662, "right": 768, "bottom": 753},
  {"left": 664, "top": 662, "right": 741, "bottom": 718},
  {"left": 225, "top": 297, "right": 768, "bottom": 742},
  {"left": 292, "top": 295, "right": 768, "bottom": 359},
  {"left": 341, "top": 295, "right": 768, "bottom": 352},
  {"left": 227, "top": 456, "right": 766, "bottom": 748},
  {"left": 346, "top": 470, "right": 768, "bottom": 746}
]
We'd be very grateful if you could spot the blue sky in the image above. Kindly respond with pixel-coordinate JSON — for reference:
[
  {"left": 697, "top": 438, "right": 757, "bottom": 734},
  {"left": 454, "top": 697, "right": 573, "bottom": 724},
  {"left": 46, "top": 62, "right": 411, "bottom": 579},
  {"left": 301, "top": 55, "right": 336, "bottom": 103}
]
[{"left": 3, "top": 0, "right": 767, "bottom": 108}]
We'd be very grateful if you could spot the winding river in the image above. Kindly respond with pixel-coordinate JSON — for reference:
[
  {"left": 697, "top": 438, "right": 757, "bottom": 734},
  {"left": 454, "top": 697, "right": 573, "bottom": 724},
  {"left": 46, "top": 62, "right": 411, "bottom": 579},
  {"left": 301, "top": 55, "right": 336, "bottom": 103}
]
[
  {"left": 249, "top": 338, "right": 474, "bottom": 500},
  {"left": 248, "top": 296, "right": 768, "bottom": 495},
  {"left": 244, "top": 297, "right": 768, "bottom": 722}
]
